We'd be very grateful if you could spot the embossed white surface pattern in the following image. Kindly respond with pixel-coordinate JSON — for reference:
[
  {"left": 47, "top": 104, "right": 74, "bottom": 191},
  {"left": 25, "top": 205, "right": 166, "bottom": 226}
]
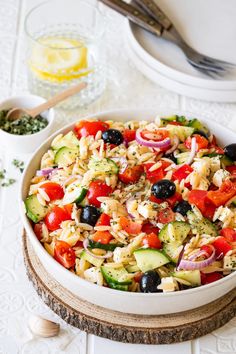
[{"left": 0, "top": 0, "right": 236, "bottom": 353}]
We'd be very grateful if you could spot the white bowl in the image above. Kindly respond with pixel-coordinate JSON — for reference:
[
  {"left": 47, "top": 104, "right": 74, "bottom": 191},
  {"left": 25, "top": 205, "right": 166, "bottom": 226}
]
[
  {"left": 0, "top": 95, "right": 55, "bottom": 153},
  {"left": 20, "top": 109, "right": 236, "bottom": 315}
]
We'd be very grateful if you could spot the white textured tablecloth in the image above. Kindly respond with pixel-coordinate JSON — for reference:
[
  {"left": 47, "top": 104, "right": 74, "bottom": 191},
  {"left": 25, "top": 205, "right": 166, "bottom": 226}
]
[{"left": 0, "top": 1, "right": 236, "bottom": 353}]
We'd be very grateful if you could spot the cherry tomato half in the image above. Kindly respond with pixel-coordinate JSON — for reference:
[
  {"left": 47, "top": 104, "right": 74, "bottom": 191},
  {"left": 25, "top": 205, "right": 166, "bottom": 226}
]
[
  {"left": 188, "top": 190, "right": 216, "bottom": 220},
  {"left": 40, "top": 182, "right": 64, "bottom": 201},
  {"left": 74, "top": 120, "right": 109, "bottom": 138},
  {"left": 118, "top": 165, "right": 144, "bottom": 184},
  {"left": 150, "top": 192, "right": 182, "bottom": 208},
  {"left": 140, "top": 129, "right": 169, "bottom": 142},
  {"left": 54, "top": 240, "right": 76, "bottom": 269},
  {"left": 226, "top": 165, "right": 236, "bottom": 176},
  {"left": 201, "top": 272, "right": 223, "bottom": 285},
  {"left": 142, "top": 232, "right": 162, "bottom": 249},
  {"left": 157, "top": 207, "right": 175, "bottom": 224},
  {"left": 119, "top": 216, "right": 142, "bottom": 235},
  {"left": 92, "top": 231, "right": 113, "bottom": 244},
  {"left": 142, "top": 222, "right": 159, "bottom": 235},
  {"left": 87, "top": 180, "right": 113, "bottom": 208},
  {"left": 45, "top": 206, "right": 72, "bottom": 231},
  {"left": 212, "top": 236, "right": 232, "bottom": 257},
  {"left": 185, "top": 134, "right": 208, "bottom": 151}
]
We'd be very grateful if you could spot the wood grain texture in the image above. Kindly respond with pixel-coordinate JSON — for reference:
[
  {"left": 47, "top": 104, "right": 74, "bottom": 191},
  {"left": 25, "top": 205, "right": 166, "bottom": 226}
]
[{"left": 22, "top": 231, "right": 236, "bottom": 345}]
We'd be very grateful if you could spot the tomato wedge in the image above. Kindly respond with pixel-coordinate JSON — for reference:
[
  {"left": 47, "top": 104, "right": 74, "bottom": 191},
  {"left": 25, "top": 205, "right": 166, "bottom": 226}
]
[
  {"left": 142, "top": 232, "right": 162, "bottom": 249},
  {"left": 87, "top": 180, "right": 113, "bottom": 207},
  {"left": 74, "top": 120, "right": 109, "bottom": 138},
  {"left": 123, "top": 129, "right": 136, "bottom": 142},
  {"left": 140, "top": 129, "right": 169, "bottom": 141},
  {"left": 143, "top": 160, "right": 171, "bottom": 183},
  {"left": 226, "top": 165, "right": 236, "bottom": 176},
  {"left": 220, "top": 228, "right": 236, "bottom": 242},
  {"left": 119, "top": 216, "right": 142, "bottom": 234},
  {"left": 207, "top": 180, "right": 236, "bottom": 207},
  {"left": 40, "top": 182, "right": 64, "bottom": 201},
  {"left": 142, "top": 222, "right": 159, "bottom": 235},
  {"left": 45, "top": 206, "right": 72, "bottom": 231},
  {"left": 150, "top": 192, "right": 182, "bottom": 207},
  {"left": 96, "top": 213, "right": 111, "bottom": 227},
  {"left": 34, "top": 223, "right": 43, "bottom": 241},
  {"left": 54, "top": 240, "right": 76, "bottom": 269},
  {"left": 93, "top": 231, "right": 113, "bottom": 244},
  {"left": 185, "top": 134, "right": 208, "bottom": 151},
  {"left": 172, "top": 164, "right": 193, "bottom": 182},
  {"left": 118, "top": 165, "right": 143, "bottom": 184},
  {"left": 188, "top": 190, "right": 216, "bottom": 219},
  {"left": 201, "top": 272, "right": 223, "bottom": 285},
  {"left": 212, "top": 236, "right": 233, "bottom": 257},
  {"left": 157, "top": 207, "right": 175, "bottom": 224}
]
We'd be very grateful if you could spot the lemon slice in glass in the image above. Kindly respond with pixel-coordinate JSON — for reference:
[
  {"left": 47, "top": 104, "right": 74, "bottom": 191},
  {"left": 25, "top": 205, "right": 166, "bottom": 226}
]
[{"left": 30, "top": 37, "right": 89, "bottom": 82}]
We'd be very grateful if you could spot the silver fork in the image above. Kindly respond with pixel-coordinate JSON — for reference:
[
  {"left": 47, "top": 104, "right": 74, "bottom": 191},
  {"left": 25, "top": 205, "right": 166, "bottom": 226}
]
[
  {"left": 134, "top": 0, "right": 234, "bottom": 78},
  {"left": 100, "top": 0, "right": 235, "bottom": 78}
]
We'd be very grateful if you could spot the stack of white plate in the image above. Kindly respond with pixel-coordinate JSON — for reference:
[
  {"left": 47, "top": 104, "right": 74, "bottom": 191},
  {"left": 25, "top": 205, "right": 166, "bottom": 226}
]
[{"left": 124, "top": 1, "right": 236, "bottom": 102}]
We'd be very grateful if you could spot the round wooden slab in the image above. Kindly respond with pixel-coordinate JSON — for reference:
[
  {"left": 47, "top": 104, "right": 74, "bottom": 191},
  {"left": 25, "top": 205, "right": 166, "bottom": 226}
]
[{"left": 22, "top": 231, "right": 236, "bottom": 345}]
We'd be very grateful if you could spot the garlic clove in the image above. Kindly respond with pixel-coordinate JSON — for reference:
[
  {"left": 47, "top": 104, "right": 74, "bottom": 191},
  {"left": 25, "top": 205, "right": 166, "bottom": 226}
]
[{"left": 28, "top": 315, "right": 60, "bottom": 338}]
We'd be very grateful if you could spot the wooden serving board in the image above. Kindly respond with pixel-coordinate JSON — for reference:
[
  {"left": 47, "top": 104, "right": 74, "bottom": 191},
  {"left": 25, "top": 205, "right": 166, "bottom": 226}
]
[{"left": 22, "top": 231, "right": 236, "bottom": 345}]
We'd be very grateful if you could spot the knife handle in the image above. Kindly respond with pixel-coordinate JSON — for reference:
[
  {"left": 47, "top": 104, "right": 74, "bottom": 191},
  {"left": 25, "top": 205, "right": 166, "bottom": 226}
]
[
  {"left": 133, "top": 0, "right": 172, "bottom": 30},
  {"left": 100, "top": 0, "right": 163, "bottom": 36}
]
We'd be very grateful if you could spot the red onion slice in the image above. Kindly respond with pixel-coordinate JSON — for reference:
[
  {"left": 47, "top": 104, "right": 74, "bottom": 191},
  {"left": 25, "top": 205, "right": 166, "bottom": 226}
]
[
  {"left": 188, "top": 250, "right": 209, "bottom": 261},
  {"left": 165, "top": 135, "right": 179, "bottom": 155},
  {"left": 36, "top": 168, "right": 56, "bottom": 177},
  {"left": 136, "top": 128, "right": 171, "bottom": 149},
  {"left": 83, "top": 239, "right": 113, "bottom": 259},
  {"left": 177, "top": 245, "right": 215, "bottom": 270},
  {"left": 186, "top": 136, "right": 197, "bottom": 165}
]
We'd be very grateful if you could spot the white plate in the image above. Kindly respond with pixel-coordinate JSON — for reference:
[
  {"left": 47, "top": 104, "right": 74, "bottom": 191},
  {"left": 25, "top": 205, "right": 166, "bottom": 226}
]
[
  {"left": 20, "top": 109, "right": 236, "bottom": 315},
  {"left": 125, "top": 37, "right": 236, "bottom": 102},
  {"left": 125, "top": 0, "right": 236, "bottom": 92}
]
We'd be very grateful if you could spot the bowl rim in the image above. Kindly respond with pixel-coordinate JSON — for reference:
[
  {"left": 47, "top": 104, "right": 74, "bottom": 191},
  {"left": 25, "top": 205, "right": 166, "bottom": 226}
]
[
  {"left": 0, "top": 94, "right": 55, "bottom": 138},
  {"left": 20, "top": 108, "right": 236, "bottom": 299}
]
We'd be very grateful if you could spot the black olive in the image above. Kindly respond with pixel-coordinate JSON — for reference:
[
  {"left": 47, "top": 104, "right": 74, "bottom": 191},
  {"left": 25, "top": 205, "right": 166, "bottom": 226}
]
[
  {"left": 151, "top": 179, "right": 176, "bottom": 199},
  {"left": 173, "top": 200, "right": 191, "bottom": 216},
  {"left": 102, "top": 129, "right": 124, "bottom": 145},
  {"left": 224, "top": 144, "right": 236, "bottom": 161},
  {"left": 164, "top": 152, "right": 177, "bottom": 164},
  {"left": 80, "top": 206, "right": 101, "bottom": 226},
  {"left": 140, "top": 270, "right": 162, "bottom": 293},
  {"left": 194, "top": 130, "right": 209, "bottom": 139}
]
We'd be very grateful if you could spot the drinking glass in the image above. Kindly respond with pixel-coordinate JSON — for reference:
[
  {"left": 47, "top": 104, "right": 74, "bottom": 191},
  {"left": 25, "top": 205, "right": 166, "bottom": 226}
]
[{"left": 24, "top": 0, "right": 106, "bottom": 109}]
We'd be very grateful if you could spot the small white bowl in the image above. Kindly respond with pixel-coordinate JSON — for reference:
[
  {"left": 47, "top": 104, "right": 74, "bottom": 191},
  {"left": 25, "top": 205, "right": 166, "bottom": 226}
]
[
  {"left": 0, "top": 95, "right": 55, "bottom": 153},
  {"left": 20, "top": 108, "right": 236, "bottom": 315}
]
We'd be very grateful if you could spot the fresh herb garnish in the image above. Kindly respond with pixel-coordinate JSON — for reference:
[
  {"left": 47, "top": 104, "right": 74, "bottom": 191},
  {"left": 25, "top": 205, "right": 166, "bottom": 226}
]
[
  {"left": 1, "top": 178, "right": 16, "bottom": 187},
  {"left": 0, "top": 169, "right": 6, "bottom": 179},
  {"left": 12, "top": 159, "right": 24, "bottom": 173},
  {"left": 0, "top": 110, "right": 48, "bottom": 135}
]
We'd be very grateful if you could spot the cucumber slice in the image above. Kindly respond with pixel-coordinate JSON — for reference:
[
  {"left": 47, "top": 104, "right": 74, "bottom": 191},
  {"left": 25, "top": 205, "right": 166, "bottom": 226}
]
[
  {"left": 163, "top": 242, "right": 182, "bottom": 263},
  {"left": 172, "top": 270, "right": 201, "bottom": 286},
  {"left": 176, "top": 152, "right": 191, "bottom": 165},
  {"left": 101, "top": 265, "right": 132, "bottom": 285},
  {"left": 188, "top": 119, "right": 209, "bottom": 136},
  {"left": 126, "top": 264, "right": 140, "bottom": 273},
  {"left": 108, "top": 283, "right": 128, "bottom": 291},
  {"left": 25, "top": 195, "right": 48, "bottom": 223},
  {"left": 78, "top": 196, "right": 89, "bottom": 207},
  {"left": 80, "top": 250, "right": 104, "bottom": 267},
  {"left": 89, "top": 240, "right": 123, "bottom": 251},
  {"left": 166, "top": 125, "right": 194, "bottom": 142},
  {"left": 88, "top": 157, "right": 119, "bottom": 175},
  {"left": 54, "top": 147, "right": 79, "bottom": 167},
  {"left": 52, "top": 131, "right": 80, "bottom": 150},
  {"left": 133, "top": 248, "right": 170, "bottom": 272},
  {"left": 187, "top": 211, "right": 217, "bottom": 236},
  {"left": 159, "top": 221, "right": 191, "bottom": 245},
  {"left": 63, "top": 184, "right": 87, "bottom": 205},
  {"left": 160, "top": 115, "right": 176, "bottom": 127}
]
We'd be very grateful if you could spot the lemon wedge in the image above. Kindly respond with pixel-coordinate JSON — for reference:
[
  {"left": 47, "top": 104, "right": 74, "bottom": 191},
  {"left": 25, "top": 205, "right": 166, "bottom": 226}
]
[{"left": 30, "top": 37, "right": 89, "bottom": 82}]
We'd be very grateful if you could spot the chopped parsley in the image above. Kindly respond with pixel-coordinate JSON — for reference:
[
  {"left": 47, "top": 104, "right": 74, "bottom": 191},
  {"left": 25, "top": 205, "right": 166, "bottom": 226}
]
[
  {"left": 0, "top": 109, "right": 48, "bottom": 135},
  {"left": 12, "top": 159, "right": 24, "bottom": 173},
  {"left": 1, "top": 178, "right": 16, "bottom": 187}
]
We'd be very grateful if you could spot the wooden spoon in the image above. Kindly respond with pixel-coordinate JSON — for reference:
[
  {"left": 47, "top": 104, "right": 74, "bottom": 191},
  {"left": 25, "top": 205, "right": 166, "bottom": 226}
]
[{"left": 6, "top": 82, "right": 87, "bottom": 121}]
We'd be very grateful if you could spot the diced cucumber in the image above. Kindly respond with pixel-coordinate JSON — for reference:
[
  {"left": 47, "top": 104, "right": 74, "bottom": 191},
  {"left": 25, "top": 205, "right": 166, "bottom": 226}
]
[
  {"left": 159, "top": 221, "right": 191, "bottom": 245},
  {"left": 88, "top": 157, "right": 119, "bottom": 175},
  {"left": 160, "top": 115, "right": 176, "bottom": 127},
  {"left": 63, "top": 184, "right": 87, "bottom": 205},
  {"left": 80, "top": 250, "right": 104, "bottom": 267},
  {"left": 78, "top": 196, "right": 89, "bottom": 207},
  {"left": 108, "top": 283, "right": 128, "bottom": 291},
  {"left": 172, "top": 270, "right": 201, "bottom": 286},
  {"left": 188, "top": 119, "right": 209, "bottom": 136},
  {"left": 133, "top": 248, "right": 170, "bottom": 272},
  {"left": 166, "top": 125, "right": 194, "bottom": 142},
  {"left": 89, "top": 240, "right": 123, "bottom": 251},
  {"left": 126, "top": 264, "right": 140, "bottom": 273},
  {"left": 176, "top": 152, "right": 191, "bottom": 165},
  {"left": 187, "top": 211, "right": 217, "bottom": 236},
  {"left": 25, "top": 194, "right": 48, "bottom": 223},
  {"left": 101, "top": 265, "right": 132, "bottom": 285},
  {"left": 163, "top": 242, "right": 182, "bottom": 263},
  {"left": 52, "top": 131, "right": 80, "bottom": 150},
  {"left": 54, "top": 147, "right": 79, "bottom": 167}
]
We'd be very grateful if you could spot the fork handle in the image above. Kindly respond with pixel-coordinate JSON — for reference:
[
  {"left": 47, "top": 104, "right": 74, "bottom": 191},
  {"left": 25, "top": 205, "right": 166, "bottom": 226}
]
[
  {"left": 133, "top": 0, "right": 172, "bottom": 30},
  {"left": 100, "top": 0, "right": 163, "bottom": 36}
]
